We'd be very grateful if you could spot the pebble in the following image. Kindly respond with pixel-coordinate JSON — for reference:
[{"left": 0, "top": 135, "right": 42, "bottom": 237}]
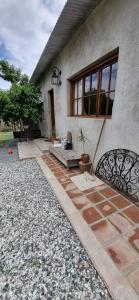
[{"left": 0, "top": 145, "right": 112, "bottom": 300}]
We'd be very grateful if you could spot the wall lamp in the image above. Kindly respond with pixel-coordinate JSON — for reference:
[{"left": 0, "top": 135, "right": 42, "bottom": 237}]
[{"left": 51, "top": 66, "right": 61, "bottom": 86}]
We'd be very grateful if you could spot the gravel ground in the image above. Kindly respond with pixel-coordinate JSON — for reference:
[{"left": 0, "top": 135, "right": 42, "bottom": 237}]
[{"left": 0, "top": 144, "right": 112, "bottom": 300}]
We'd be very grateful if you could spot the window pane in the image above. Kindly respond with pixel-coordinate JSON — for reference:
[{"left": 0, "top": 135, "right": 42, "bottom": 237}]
[
  {"left": 108, "top": 92, "right": 115, "bottom": 115},
  {"left": 85, "top": 76, "right": 90, "bottom": 96},
  {"left": 74, "top": 82, "right": 78, "bottom": 99},
  {"left": 84, "top": 97, "right": 89, "bottom": 115},
  {"left": 91, "top": 72, "right": 98, "bottom": 94},
  {"left": 78, "top": 79, "right": 82, "bottom": 98},
  {"left": 101, "top": 66, "right": 110, "bottom": 93},
  {"left": 90, "top": 94, "right": 97, "bottom": 114},
  {"left": 78, "top": 99, "right": 82, "bottom": 115},
  {"left": 110, "top": 62, "right": 118, "bottom": 91},
  {"left": 74, "top": 100, "right": 77, "bottom": 115},
  {"left": 99, "top": 93, "right": 108, "bottom": 115}
]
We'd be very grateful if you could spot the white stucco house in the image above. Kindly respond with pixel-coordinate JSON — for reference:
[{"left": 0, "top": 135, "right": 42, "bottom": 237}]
[{"left": 31, "top": 0, "right": 139, "bottom": 201}]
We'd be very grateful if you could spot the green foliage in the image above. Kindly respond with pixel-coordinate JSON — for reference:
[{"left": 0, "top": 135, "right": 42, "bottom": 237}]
[
  {"left": 0, "top": 60, "right": 42, "bottom": 131},
  {"left": 0, "top": 60, "right": 21, "bottom": 83}
]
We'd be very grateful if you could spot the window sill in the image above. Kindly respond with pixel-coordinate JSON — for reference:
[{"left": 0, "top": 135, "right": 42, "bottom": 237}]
[{"left": 69, "top": 115, "right": 112, "bottom": 119}]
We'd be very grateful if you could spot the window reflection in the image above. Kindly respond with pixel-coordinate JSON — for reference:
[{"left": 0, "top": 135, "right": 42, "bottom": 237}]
[
  {"left": 84, "top": 97, "right": 89, "bottom": 114},
  {"left": 78, "top": 99, "right": 82, "bottom": 115},
  {"left": 90, "top": 94, "right": 97, "bottom": 114},
  {"left": 101, "top": 66, "right": 110, "bottom": 93},
  {"left": 85, "top": 76, "right": 90, "bottom": 96},
  {"left": 110, "top": 63, "right": 118, "bottom": 91},
  {"left": 91, "top": 72, "right": 98, "bottom": 94},
  {"left": 74, "top": 100, "right": 77, "bottom": 115},
  {"left": 78, "top": 79, "right": 82, "bottom": 98},
  {"left": 108, "top": 92, "right": 115, "bottom": 115},
  {"left": 99, "top": 93, "right": 108, "bottom": 115},
  {"left": 74, "top": 82, "right": 78, "bottom": 99},
  {"left": 72, "top": 54, "right": 118, "bottom": 117}
]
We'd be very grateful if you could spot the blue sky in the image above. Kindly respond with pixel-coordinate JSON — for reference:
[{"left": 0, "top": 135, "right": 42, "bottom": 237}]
[{"left": 0, "top": 0, "right": 66, "bottom": 89}]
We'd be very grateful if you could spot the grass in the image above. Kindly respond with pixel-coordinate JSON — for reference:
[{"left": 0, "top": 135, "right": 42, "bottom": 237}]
[{"left": 0, "top": 131, "right": 13, "bottom": 146}]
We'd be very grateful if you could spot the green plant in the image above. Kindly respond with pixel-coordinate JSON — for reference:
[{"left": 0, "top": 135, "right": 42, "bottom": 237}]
[{"left": 78, "top": 128, "right": 88, "bottom": 154}]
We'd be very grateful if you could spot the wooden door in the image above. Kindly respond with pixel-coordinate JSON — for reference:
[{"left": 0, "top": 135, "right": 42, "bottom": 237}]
[{"left": 49, "top": 89, "right": 56, "bottom": 136}]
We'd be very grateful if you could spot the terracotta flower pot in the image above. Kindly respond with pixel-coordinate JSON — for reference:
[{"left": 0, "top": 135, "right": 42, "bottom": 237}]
[
  {"left": 8, "top": 148, "right": 13, "bottom": 155},
  {"left": 81, "top": 153, "right": 90, "bottom": 164}
]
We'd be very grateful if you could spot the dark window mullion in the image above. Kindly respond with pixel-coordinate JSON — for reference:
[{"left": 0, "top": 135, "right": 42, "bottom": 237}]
[
  {"left": 77, "top": 81, "right": 78, "bottom": 115},
  {"left": 72, "top": 82, "right": 75, "bottom": 116},
  {"left": 82, "top": 78, "right": 85, "bottom": 115},
  {"left": 97, "top": 69, "right": 102, "bottom": 116},
  {"left": 106, "top": 64, "right": 112, "bottom": 115},
  {"left": 89, "top": 74, "right": 91, "bottom": 114}
]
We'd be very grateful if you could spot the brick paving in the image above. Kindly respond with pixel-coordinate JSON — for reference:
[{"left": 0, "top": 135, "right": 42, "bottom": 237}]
[{"left": 42, "top": 153, "right": 139, "bottom": 297}]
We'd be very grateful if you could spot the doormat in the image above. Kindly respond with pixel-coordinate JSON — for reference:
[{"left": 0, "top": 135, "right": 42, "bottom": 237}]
[{"left": 71, "top": 172, "right": 103, "bottom": 191}]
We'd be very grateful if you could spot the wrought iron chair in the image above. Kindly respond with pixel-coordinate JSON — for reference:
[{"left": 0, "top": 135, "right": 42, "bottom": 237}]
[{"left": 96, "top": 149, "right": 139, "bottom": 202}]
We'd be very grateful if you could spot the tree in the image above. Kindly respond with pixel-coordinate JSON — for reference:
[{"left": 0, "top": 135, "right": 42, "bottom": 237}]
[
  {"left": 0, "top": 60, "right": 43, "bottom": 134},
  {"left": 0, "top": 60, "right": 21, "bottom": 83}
]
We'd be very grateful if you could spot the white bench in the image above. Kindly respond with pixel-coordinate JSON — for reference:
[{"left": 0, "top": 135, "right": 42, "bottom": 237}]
[{"left": 49, "top": 145, "right": 81, "bottom": 169}]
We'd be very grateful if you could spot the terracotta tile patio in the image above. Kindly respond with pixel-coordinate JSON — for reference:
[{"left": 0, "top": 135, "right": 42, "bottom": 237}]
[{"left": 42, "top": 153, "right": 139, "bottom": 296}]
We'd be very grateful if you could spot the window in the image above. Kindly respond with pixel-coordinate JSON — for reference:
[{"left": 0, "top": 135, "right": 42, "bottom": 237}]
[{"left": 70, "top": 53, "right": 118, "bottom": 117}]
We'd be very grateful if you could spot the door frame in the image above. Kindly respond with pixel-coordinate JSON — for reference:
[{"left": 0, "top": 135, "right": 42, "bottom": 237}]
[{"left": 48, "top": 89, "right": 56, "bottom": 137}]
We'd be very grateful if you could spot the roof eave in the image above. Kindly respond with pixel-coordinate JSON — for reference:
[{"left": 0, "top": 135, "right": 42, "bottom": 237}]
[{"left": 30, "top": 0, "right": 103, "bottom": 84}]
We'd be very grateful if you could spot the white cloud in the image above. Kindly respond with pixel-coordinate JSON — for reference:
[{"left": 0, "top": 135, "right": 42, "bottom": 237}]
[{"left": 0, "top": 0, "right": 66, "bottom": 83}]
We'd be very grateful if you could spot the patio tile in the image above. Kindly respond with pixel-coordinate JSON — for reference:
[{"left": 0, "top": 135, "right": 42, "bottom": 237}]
[
  {"left": 128, "top": 228, "right": 139, "bottom": 253},
  {"left": 62, "top": 182, "right": 77, "bottom": 191},
  {"left": 67, "top": 188, "right": 83, "bottom": 199},
  {"left": 100, "top": 187, "right": 117, "bottom": 198},
  {"left": 91, "top": 220, "right": 118, "bottom": 243},
  {"left": 128, "top": 269, "right": 139, "bottom": 294},
  {"left": 72, "top": 196, "right": 90, "bottom": 209},
  {"left": 107, "top": 238, "right": 138, "bottom": 271},
  {"left": 58, "top": 176, "right": 71, "bottom": 184},
  {"left": 123, "top": 206, "right": 139, "bottom": 224},
  {"left": 95, "top": 184, "right": 107, "bottom": 191},
  {"left": 87, "top": 191, "right": 105, "bottom": 204},
  {"left": 64, "top": 169, "right": 77, "bottom": 175},
  {"left": 83, "top": 207, "right": 102, "bottom": 224},
  {"left": 96, "top": 201, "right": 116, "bottom": 217},
  {"left": 46, "top": 162, "right": 56, "bottom": 167},
  {"left": 60, "top": 166, "right": 67, "bottom": 171},
  {"left": 50, "top": 167, "right": 62, "bottom": 172},
  {"left": 83, "top": 188, "right": 95, "bottom": 194},
  {"left": 108, "top": 212, "right": 133, "bottom": 234},
  {"left": 53, "top": 171, "right": 66, "bottom": 178},
  {"left": 110, "top": 195, "right": 131, "bottom": 209}
]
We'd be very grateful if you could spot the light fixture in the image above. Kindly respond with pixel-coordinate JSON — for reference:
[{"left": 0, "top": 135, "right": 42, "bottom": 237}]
[{"left": 51, "top": 66, "right": 61, "bottom": 86}]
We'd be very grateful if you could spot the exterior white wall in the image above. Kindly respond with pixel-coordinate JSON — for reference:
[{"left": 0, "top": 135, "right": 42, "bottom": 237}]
[{"left": 39, "top": 0, "right": 139, "bottom": 168}]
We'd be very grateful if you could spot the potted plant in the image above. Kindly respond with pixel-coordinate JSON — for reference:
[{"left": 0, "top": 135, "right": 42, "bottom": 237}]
[{"left": 78, "top": 128, "right": 90, "bottom": 163}]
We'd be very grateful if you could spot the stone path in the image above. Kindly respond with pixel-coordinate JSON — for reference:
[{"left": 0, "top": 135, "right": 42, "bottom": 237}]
[
  {"left": 18, "top": 139, "right": 52, "bottom": 160},
  {"left": 0, "top": 145, "right": 111, "bottom": 300},
  {"left": 42, "top": 153, "right": 139, "bottom": 298}
]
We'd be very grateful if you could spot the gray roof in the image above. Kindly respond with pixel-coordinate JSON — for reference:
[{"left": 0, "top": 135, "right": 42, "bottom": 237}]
[{"left": 30, "top": 0, "right": 102, "bottom": 83}]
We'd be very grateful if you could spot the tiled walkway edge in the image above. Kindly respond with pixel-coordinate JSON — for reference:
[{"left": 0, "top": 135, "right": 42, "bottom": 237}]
[{"left": 37, "top": 157, "right": 138, "bottom": 300}]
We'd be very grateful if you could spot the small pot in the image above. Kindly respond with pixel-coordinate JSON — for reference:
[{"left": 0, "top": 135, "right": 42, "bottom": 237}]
[{"left": 81, "top": 153, "right": 90, "bottom": 164}]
